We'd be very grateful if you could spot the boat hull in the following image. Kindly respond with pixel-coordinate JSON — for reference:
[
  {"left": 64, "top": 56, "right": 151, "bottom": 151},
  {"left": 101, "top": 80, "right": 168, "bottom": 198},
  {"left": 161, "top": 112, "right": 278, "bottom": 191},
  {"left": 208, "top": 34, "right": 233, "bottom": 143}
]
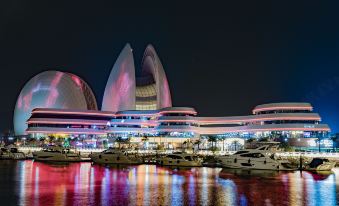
[
  {"left": 219, "top": 157, "right": 295, "bottom": 171},
  {"left": 90, "top": 154, "right": 142, "bottom": 165},
  {"left": 33, "top": 153, "right": 82, "bottom": 162},
  {"left": 157, "top": 159, "right": 202, "bottom": 167}
]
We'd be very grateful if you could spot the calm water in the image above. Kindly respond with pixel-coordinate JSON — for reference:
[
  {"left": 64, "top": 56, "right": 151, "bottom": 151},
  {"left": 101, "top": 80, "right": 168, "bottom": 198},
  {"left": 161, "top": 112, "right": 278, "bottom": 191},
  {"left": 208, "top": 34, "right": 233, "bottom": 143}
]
[{"left": 0, "top": 160, "right": 338, "bottom": 206}]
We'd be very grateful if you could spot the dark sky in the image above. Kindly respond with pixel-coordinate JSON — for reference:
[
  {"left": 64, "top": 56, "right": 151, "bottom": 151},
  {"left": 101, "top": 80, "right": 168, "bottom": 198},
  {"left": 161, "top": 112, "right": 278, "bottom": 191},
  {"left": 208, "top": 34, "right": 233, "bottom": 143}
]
[{"left": 0, "top": 1, "right": 339, "bottom": 132}]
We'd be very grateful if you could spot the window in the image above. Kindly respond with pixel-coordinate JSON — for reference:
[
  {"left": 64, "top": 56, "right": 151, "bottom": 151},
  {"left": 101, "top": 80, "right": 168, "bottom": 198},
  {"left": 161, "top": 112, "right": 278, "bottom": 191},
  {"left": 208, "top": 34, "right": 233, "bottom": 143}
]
[
  {"left": 234, "top": 151, "right": 249, "bottom": 155},
  {"left": 240, "top": 153, "right": 265, "bottom": 158},
  {"left": 184, "top": 156, "right": 193, "bottom": 161}
]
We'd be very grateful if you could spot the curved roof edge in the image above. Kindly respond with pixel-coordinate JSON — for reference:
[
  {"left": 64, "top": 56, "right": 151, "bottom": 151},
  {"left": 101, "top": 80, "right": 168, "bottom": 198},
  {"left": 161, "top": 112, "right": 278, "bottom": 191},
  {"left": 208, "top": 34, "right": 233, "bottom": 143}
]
[
  {"left": 141, "top": 44, "right": 172, "bottom": 109},
  {"left": 253, "top": 102, "right": 313, "bottom": 113},
  {"left": 102, "top": 43, "right": 136, "bottom": 112},
  {"left": 66, "top": 73, "right": 98, "bottom": 110},
  {"left": 14, "top": 70, "right": 97, "bottom": 135}
]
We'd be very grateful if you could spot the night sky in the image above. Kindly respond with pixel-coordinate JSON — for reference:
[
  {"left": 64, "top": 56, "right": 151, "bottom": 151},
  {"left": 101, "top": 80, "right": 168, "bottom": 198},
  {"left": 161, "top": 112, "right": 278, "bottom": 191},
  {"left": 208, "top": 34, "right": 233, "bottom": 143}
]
[{"left": 0, "top": 1, "right": 339, "bottom": 133}]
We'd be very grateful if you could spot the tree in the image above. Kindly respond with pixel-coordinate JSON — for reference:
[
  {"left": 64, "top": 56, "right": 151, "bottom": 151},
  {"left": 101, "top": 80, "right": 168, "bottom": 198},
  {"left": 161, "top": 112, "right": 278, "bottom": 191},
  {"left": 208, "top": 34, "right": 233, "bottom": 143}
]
[
  {"left": 330, "top": 134, "right": 338, "bottom": 152},
  {"left": 231, "top": 140, "right": 240, "bottom": 151},
  {"left": 47, "top": 135, "right": 55, "bottom": 144},
  {"left": 279, "top": 142, "right": 294, "bottom": 152},
  {"left": 246, "top": 138, "right": 255, "bottom": 143},
  {"left": 194, "top": 139, "right": 202, "bottom": 150},
  {"left": 141, "top": 136, "right": 149, "bottom": 149},
  {"left": 182, "top": 140, "right": 188, "bottom": 149},
  {"left": 218, "top": 136, "right": 226, "bottom": 151},
  {"left": 208, "top": 136, "right": 218, "bottom": 151}
]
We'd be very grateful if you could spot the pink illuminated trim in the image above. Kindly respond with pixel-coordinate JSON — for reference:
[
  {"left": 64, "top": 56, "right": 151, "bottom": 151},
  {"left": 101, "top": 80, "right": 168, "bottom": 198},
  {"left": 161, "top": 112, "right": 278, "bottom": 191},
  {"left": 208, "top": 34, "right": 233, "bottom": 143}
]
[
  {"left": 158, "top": 111, "right": 197, "bottom": 115},
  {"left": 199, "top": 117, "right": 320, "bottom": 123},
  {"left": 110, "top": 123, "right": 157, "bottom": 126},
  {"left": 27, "top": 120, "right": 108, "bottom": 125},
  {"left": 201, "top": 127, "right": 330, "bottom": 133},
  {"left": 32, "top": 110, "right": 115, "bottom": 117},
  {"left": 114, "top": 113, "right": 157, "bottom": 117},
  {"left": 253, "top": 106, "right": 313, "bottom": 113},
  {"left": 158, "top": 119, "right": 196, "bottom": 122},
  {"left": 26, "top": 130, "right": 107, "bottom": 135},
  {"left": 32, "top": 108, "right": 197, "bottom": 117},
  {"left": 158, "top": 116, "right": 320, "bottom": 123}
]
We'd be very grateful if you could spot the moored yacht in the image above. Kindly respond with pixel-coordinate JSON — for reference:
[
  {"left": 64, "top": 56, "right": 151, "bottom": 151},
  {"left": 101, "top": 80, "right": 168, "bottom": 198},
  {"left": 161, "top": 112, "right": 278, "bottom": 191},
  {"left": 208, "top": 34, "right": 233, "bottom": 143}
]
[
  {"left": 89, "top": 148, "right": 142, "bottom": 164},
  {"left": 0, "top": 147, "right": 11, "bottom": 159},
  {"left": 0, "top": 146, "right": 26, "bottom": 160},
  {"left": 32, "top": 146, "right": 82, "bottom": 162},
  {"left": 7, "top": 146, "right": 26, "bottom": 160},
  {"left": 157, "top": 152, "right": 203, "bottom": 167},
  {"left": 217, "top": 146, "right": 297, "bottom": 170}
]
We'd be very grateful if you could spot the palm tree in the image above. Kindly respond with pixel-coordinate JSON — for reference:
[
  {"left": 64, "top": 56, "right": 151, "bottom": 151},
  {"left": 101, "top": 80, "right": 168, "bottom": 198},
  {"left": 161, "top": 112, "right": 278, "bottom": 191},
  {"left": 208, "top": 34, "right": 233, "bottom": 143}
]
[
  {"left": 141, "top": 136, "right": 149, "bottom": 150},
  {"left": 182, "top": 140, "right": 188, "bottom": 149},
  {"left": 208, "top": 136, "right": 217, "bottom": 151},
  {"left": 330, "top": 134, "right": 338, "bottom": 152},
  {"left": 194, "top": 139, "right": 202, "bottom": 150},
  {"left": 231, "top": 140, "right": 240, "bottom": 151},
  {"left": 218, "top": 136, "right": 226, "bottom": 151},
  {"left": 47, "top": 135, "right": 55, "bottom": 144}
]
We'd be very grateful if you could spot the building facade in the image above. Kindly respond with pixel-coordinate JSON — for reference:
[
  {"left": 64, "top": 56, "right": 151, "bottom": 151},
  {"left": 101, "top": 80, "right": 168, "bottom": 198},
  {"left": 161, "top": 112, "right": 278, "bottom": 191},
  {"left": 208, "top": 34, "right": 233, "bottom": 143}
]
[
  {"left": 25, "top": 103, "right": 330, "bottom": 149},
  {"left": 14, "top": 44, "right": 331, "bottom": 150}
]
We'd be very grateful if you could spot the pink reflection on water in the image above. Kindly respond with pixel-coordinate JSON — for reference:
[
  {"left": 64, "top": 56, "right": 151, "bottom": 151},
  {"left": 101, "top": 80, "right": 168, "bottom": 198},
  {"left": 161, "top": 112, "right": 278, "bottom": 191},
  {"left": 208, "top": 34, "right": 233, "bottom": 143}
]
[{"left": 14, "top": 161, "right": 337, "bottom": 206}]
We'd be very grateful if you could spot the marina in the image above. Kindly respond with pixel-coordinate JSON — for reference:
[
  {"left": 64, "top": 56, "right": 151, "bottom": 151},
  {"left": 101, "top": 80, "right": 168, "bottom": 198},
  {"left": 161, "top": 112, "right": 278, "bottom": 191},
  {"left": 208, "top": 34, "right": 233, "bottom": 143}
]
[
  {"left": 1, "top": 144, "right": 338, "bottom": 172},
  {"left": 1, "top": 2, "right": 339, "bottom": 204}
]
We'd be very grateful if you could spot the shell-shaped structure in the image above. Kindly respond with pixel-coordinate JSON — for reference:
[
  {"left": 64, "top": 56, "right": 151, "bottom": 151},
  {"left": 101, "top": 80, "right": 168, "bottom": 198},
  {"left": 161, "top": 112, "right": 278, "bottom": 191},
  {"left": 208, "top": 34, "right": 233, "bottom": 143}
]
[
  {"left": 14, "top": 71, "right": 97, "bottom": 135},
  {"left": 101, "top": 44, "right": 136, "bottom": 112},
  {"left": 102, "top": 44, "right": 172, "bottom": 111},
  {"left": 140, "top": 45, "right": 172, "bottom": 109}
]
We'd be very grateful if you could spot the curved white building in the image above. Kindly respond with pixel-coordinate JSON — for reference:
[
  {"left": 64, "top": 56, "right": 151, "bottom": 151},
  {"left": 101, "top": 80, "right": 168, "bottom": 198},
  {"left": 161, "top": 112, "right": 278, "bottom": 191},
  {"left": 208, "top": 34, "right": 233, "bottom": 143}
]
[
  {"left": 138, "top": 45, "right": 172, "bottom": 109},
  {"left": 14, "top": 71, "right": 97, "bottom": 135},
  {"left": 101, "top": 44, "right": 136, "bottom": 112},
  {"left": 13, "top": 44, "right": 331, "bottom": 150},
  {"left": 26, "top": 102, "right": 330, "bottom": 147},
  {"left": 102, "top": 44, "right": 172, "bottom": 112}
]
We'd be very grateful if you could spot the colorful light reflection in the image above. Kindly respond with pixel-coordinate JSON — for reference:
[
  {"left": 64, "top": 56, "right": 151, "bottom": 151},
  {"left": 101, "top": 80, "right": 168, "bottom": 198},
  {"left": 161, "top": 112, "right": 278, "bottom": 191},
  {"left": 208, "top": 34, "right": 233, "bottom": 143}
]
[{"left": 10, "top": 161, "right": 339, "bottom": 205}]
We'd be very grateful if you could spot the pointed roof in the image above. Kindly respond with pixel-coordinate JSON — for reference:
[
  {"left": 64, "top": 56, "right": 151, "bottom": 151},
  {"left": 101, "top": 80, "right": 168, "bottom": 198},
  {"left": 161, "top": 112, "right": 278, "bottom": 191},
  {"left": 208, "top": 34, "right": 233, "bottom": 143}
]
[
  {"left": 141, "top": 44, "right": 172, "bottom": 109},
  {"left": 102, "top": 44, "right": 136, "bottom": 112}
]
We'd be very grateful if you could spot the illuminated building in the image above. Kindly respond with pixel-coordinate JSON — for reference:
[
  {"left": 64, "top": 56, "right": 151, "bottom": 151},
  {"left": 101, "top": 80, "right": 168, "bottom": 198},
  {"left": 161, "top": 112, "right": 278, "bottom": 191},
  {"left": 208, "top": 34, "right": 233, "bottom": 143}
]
[
  {"left": 25, "top": 103, "right": 330, "bottom": 148},
  {"left": 102, "top": 44, "right": 171, "bottom": 112},
  {"left": 14, "top": 44, "right": 331, "bottom": 149},
  {"left": 14, "top": 71, "right": 97, "bottom": 135}
]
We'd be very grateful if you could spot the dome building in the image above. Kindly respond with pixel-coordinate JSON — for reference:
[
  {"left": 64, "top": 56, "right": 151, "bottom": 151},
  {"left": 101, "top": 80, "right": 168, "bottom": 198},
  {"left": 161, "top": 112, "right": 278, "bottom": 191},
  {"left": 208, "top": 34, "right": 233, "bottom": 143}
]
[{"left": 13, "top": 71, "right": 97, "bottom": 135}]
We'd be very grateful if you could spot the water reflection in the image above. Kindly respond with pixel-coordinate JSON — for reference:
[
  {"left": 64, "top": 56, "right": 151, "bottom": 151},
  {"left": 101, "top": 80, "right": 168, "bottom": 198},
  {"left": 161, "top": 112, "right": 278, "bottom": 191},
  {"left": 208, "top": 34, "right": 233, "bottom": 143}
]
[{"left": 5, "top": 161, "right": 337, "bottom": 205}]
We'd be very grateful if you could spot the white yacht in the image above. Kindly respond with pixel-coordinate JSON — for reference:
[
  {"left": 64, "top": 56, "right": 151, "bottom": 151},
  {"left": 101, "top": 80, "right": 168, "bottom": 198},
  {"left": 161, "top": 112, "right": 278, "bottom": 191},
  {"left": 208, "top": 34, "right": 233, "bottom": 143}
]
[
  {"left": 304, "top": 158, "right": 336, "bottom": 171},
  {"left": 90, "top": 148, "right": 142, "bottom": 164},
  {"left": 157, "top": 152, "right": 203, "bottom": 167},
  {"left": 0, "top": 147, "right": 11, "bottom": 159},
  {"left": 0, "top": 146, "right": 26, "bottom": 160},
  {"left": 7, "top": 146, "right": 26, "bottom": 160},
  {"left": 217, "top": 146, "right": 297, "bottom": 171},
  {"left": 32, "top": 146, "right": 82, "bottom": 162}
]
